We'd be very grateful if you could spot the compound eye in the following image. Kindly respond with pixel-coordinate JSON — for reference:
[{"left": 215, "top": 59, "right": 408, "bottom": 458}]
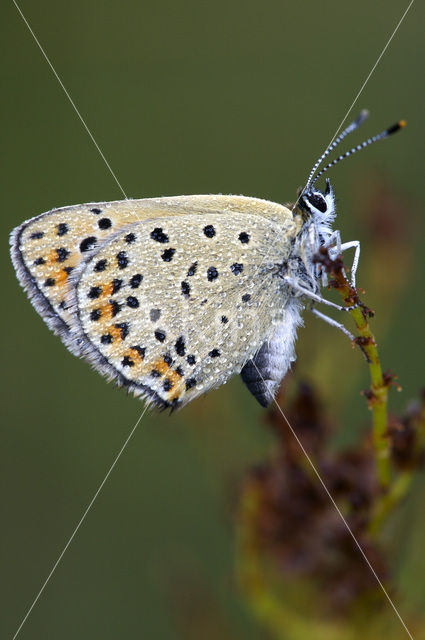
[{"left": 306, "top": 192, "right": 327, "bottom": 213}]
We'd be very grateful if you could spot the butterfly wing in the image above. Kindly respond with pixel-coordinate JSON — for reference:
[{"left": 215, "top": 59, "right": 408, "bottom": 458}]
[
  {"left": 11, "top": 201, "right": 143, "bottom": 353},
  {"left": 10, "top": 197, "right": 219, "bottom": 354},
  {"left": 11, "top": 195, "right": 300, "bottom": 407},
  {"left": 69, "top": 201, "right": 298, "bottom": 408}
]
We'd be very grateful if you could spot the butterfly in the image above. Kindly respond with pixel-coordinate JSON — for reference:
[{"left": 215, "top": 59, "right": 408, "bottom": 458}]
[{"left": 10, "top": 112, "right": 404, "bottom": 410}]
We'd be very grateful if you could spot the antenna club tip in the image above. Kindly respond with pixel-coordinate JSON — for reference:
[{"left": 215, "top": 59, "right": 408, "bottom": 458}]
[{"left": 387, "top": 120, "right": 407, "bottom": 135}]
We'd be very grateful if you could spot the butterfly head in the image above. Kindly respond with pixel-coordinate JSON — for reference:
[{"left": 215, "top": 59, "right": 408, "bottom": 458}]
[{"left": 298, "top": 178, "right": 335, "bottom": 229}]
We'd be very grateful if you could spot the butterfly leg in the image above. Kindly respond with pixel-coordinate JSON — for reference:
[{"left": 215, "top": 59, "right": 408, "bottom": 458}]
[
  {"left": 323, "top": 229, "right": 342, "bottom": 253},
  {"left": 321, "top": 232, "right": 360, "bottom": 287},
  {"left": 338, "top": 240, "right": 361, "bottom": 287},
  {"left": 309, "top": 307, "right": 355, "bottom": 341},
  {"left": 317, "top": 230, "right": 342, "bottom": 286},
  {"left": 283, "top": 276, "right": 357, "bottom": 312}
]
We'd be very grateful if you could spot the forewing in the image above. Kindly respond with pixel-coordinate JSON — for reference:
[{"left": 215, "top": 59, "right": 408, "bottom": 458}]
[
  {"left": 10, "top": 195, "right": 295, "bottom": 356},
  {"left": 10, "top": 199, "right": 194, "bottom": 353},
  {"left": 71, "top": 211, "right": 292, "bottom": 408}
]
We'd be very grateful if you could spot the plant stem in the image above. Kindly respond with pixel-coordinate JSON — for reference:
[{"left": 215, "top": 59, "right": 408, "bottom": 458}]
[
  {"left": 368, "top": 470, "right": 412, "bottom": 536},
  {"left": 316, "top": 249, "right": 392, "bottom": 488},
  {"left": 349, "top": 305, "right": 391, "bottom": 488}
]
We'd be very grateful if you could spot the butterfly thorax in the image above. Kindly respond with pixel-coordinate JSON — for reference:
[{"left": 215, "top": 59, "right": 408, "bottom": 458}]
[{"left": 285, "top": 179, "right": 337, "bottom": 294}]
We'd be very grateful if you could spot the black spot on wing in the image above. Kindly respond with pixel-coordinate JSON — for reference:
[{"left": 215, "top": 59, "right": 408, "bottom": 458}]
[
  {"left": 161, "top": 248, "right": 175, "bottom": 262},
  {"left": 131, "top": 345, "right": 146, "bottom": 359},
  {"left": 80, "top": 236, "right": 97, "bottom": 253},
  {"left": 231, "top": 263, "right": 243, "bottom": 275},
  {"left": 151, "top": 227, "right": 169, "bottom": 243},
  {"left": 57, "top": 223, "right": 68, "bottom": 236},
  {"left": 117, "top": 251, "right": 129, "bottom": 269},
  {"left": 181, "top": 281, "right": 190, "bottom": 297},
  {"left": 130, "top": 274, "right": 142, "bottom": 288},
  {"left": 126, "top": 296, "right": 139, "bottom": 308},
  {"left": 115, "top": 322, "right": 129, "bottom": 339},
  {"left": 88, "top": 286, "right": 102, "bottom": 299},
  {"left": 56, "top": 247, "right": 70, "bottom": 262},
  {"left": 98, "top": 218, "right": 112, "bottom": 230},
  {"left": 94, "top": 259, "right": 107, "bottom": 272},
  {"left": 203, "top": 225, "right": 215, "bottom": 238},
  {"left": 110, "top": 301, "right": 121, "bottom": 317},
  {"left": 187, "top": 262, "right": 197, "bottom": 277},
  {"left": 207, "top": 267, "right": 218, "bottom": 281},
  {"left": 175, "top": 336, "right": 185, "bottom": 356}
]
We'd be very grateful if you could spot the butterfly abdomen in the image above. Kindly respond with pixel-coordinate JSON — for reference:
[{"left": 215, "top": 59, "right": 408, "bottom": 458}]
[{"left": 240, "top": 301, "right": 302, "bottom": 407}]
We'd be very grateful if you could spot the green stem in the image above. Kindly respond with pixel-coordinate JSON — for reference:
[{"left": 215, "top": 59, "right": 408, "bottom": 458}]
[
  {"left": 368, "top": 471, "right": 412, "bottom": 536},
  {"left": 349, "top": 305, "right": 391, "bottom": 487},
  {"left": 318, "top": 249, "right": 392, "bottom": 488}
]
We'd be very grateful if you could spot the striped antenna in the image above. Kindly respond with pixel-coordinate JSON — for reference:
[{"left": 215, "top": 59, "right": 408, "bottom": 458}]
[
  {"left": 305, "top": 110, "right": 370, "bottom": 190},
  {"left": 310, "top": 119, "right": 406, "bottom": 187}
]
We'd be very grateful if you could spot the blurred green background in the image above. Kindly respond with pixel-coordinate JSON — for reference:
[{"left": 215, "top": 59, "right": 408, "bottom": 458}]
[{"left": 1, "top": 0, "right": 424, "bottom": 638}]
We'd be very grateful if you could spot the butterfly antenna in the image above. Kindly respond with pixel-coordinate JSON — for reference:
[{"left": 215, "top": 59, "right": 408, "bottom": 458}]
[
  {"left": 310, "top": 119, "right": 406, "bottom": 187},
  {"left": 305, "top": 110, "right": 370, "bottom": 190}
]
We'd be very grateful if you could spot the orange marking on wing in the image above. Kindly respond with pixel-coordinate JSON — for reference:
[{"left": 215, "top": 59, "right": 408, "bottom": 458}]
[
  {"left": 109, "top": 325, "right": 124, "bottom": 341},
  {"left": 129, "top": 346, "right": 145, "bottom": 362},
  {"left": 96, "top": 302, "right": 116, "bottom": 320},
  {"left": 55, "top": 269, "right": 71, "bottom": 285},
  {"left": 47, "top": 250, "right": 58, "bottom": 264},
  {"left": 118, "top": 347, "right": 145, "bottom": 367},
  {"left": 102, "top": 282, "right": 114, "bottom": 297},
  {"left": 47, "top": 249, "right": 72, "bottom": 265},
  {"left": 153, "top": 358, "right": 170, "bottom": 376},
  {"left": 167, "top": 382, "right": 183, "bottom": 402},
  {"left": 115, "top": 354, "right": 184, "bottom": 402},
  {"left": 149, "top": 360, "right": 185, "bottom": 401},
  {"left": 117, "top": 346, "right": 146, "bottom": 373},
  {"left": 167, "top": 369, "right": 183, "bottom": 388}
]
